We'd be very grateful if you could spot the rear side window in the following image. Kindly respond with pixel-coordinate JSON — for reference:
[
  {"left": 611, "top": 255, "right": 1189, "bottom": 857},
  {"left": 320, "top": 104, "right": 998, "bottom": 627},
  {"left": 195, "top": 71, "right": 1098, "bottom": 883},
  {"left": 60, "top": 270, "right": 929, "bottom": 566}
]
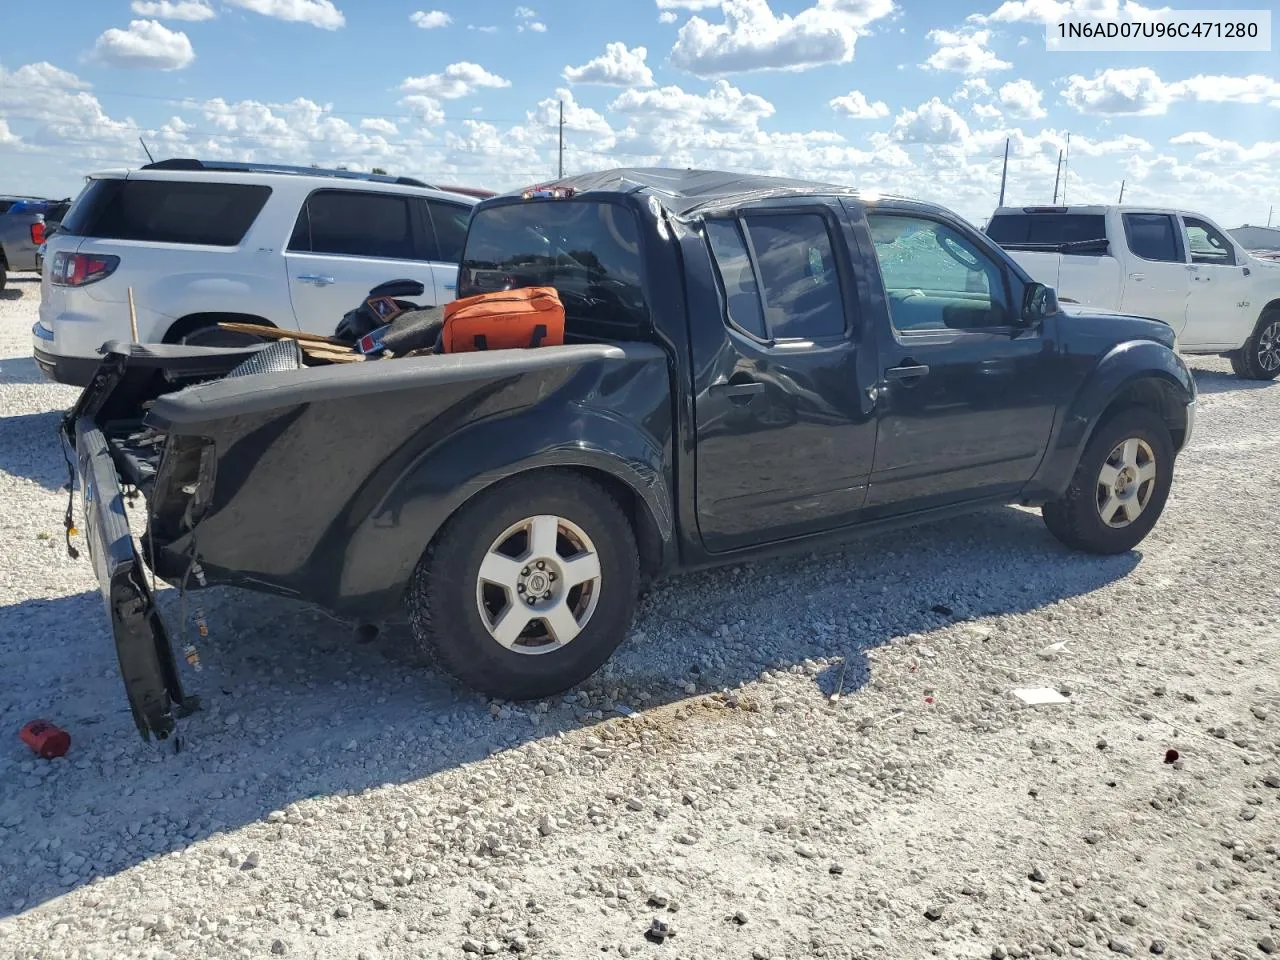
[
  {"left": 289, "top": 189, "right": 417, "bottom": 260},
  {"left": 426, "top": 200, "right": 471, "bottom": 264},
  {"left": 705, "top": 219, "right": 767, "bottom": 340},
  {"left": 0, "top": 201, "right": 14, "bottom": 215},
  {"left": 1123, "top": 213, "right": 1183, "bottom": 263},
  {"left": 57, "top": 179, "right": 270, "bottom": 245},
  {"left": 986, "top": 213, "right": 1107, "bottom": 247},
  {"left": 705, "top": 213, "right": 846, "bottom": 342}
]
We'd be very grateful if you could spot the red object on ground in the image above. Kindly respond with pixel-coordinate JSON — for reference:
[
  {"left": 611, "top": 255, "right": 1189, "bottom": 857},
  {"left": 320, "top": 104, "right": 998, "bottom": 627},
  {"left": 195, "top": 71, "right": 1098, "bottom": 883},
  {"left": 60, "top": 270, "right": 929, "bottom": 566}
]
[{"left": 20, "top": 720, "right": 71, "bottom": 759}]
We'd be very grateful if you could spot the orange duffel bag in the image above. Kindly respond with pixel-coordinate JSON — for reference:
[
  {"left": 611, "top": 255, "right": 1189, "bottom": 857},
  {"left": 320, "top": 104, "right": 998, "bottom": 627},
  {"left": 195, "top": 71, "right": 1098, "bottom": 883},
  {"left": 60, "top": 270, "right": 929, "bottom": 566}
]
[{"left": 439, "top": 286, "right": 566, "bottom": 354}]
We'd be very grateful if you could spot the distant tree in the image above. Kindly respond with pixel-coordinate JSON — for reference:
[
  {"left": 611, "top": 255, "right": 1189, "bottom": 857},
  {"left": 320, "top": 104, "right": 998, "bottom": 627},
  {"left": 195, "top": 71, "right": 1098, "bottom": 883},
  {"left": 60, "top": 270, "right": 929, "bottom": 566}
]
[{"left": 371, "top": 167, "right": 388, "bottom": 175}]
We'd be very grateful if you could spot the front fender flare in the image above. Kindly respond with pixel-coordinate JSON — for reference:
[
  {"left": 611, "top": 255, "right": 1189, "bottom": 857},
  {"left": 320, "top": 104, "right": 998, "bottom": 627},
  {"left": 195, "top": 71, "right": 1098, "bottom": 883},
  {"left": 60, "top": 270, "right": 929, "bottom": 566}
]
[
  {"left": 1028, "top": 339, "right": 1194, "bottom": 501},
  {"left": 333, "top": 404, "right": 674, "bottom": 615}
]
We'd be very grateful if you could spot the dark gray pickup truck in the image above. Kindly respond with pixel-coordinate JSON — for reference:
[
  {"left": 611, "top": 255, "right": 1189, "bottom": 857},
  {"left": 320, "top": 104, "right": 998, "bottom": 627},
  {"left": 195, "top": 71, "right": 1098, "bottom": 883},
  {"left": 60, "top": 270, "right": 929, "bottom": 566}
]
[{"left": 64, "top": 168, "right": 1197, "bottom": 742}]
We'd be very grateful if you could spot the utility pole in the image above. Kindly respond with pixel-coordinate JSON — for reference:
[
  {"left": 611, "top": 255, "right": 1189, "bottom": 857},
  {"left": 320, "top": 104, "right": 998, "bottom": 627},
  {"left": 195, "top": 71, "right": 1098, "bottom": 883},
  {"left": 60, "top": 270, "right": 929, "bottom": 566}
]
[
  {"left": 1052, "top": 149, "right": 1063, "bottom": 204},
  {"left": 558, "top": 99, "right": 564, "bottom": 179},
  {"left": 997, "top": 137, "right": 1009, "bottom": 208},
  {"left": 1269, "top": 205, "right": 1274, "bottom": 228},
  {"left": 1062, "top": 133, "right": 1071, "bottom": 204},
  {"left": 1118, "top": 179, "right": 1125, "bottom": 203}
]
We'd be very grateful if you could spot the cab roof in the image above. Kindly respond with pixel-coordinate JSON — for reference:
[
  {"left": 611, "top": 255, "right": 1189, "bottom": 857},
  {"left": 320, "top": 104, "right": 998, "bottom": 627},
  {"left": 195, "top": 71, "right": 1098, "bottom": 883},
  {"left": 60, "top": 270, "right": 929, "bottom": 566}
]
[{"left": 510, "top": 167, "right": 909, "bottom": 218}]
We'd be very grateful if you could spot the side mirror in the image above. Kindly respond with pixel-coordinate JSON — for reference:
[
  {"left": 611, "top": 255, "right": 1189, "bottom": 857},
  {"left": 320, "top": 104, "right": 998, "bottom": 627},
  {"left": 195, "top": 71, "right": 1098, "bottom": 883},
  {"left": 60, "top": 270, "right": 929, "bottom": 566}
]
[{"left": 1021, "top": 281, "right": 1057, "bottom": 324}]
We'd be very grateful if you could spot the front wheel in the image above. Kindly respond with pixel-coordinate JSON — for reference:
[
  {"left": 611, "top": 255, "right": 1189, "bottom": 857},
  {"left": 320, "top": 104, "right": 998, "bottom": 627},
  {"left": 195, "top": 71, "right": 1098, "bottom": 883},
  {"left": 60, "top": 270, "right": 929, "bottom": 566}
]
[
  {"left": 1228, "top": 310, "right": 1280, "bottom": 380},
  {"left": 405, "top": 471, "right": 640, "bottom": 701},
  {"left": 178, "top": 325, "right": 264, "bottom": 348},
  {"left": 1042, "top": 407, "right": 1175, "bottom": 555}
]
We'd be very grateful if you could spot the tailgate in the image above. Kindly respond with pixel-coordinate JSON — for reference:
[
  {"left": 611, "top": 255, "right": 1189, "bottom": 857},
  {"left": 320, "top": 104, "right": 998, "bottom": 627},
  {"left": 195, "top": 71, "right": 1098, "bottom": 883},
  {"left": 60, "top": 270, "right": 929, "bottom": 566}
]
[
  {"left": 64, "top": 340, "right": 278, "bottom": 741},
  {"left": 73, "top": 417, "right": 187, "bottom": 741}
]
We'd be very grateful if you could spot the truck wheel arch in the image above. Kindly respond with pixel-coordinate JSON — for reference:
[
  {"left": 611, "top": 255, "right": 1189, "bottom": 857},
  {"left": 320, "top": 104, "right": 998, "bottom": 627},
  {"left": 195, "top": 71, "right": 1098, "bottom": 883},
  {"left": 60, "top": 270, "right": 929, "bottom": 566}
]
[
  {"left": 163, "top": 312, "right": 277, "bottom": 345},
  {"left": 1090, "top": 374, "right": 1191, "bottom": 453}
]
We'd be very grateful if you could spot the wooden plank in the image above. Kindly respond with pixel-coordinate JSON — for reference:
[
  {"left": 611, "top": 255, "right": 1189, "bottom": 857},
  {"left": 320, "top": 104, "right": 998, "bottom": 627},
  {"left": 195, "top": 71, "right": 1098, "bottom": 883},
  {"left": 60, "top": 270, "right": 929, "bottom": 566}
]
[{"left": 216, "top": 322, "right": 348, "bottom": 346}]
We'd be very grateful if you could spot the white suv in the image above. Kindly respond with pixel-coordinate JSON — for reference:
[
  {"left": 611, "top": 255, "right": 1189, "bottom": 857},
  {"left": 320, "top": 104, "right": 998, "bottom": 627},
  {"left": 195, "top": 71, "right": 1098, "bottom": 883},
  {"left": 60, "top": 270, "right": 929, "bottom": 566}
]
[{"left": 33, "top": 159, "right": 481, "bottom": 385}]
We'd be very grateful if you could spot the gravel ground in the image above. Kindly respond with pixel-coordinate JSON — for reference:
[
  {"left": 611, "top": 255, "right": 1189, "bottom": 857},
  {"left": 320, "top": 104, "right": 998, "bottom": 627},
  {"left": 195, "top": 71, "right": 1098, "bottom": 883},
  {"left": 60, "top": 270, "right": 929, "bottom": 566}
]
[{"left": 0, "top": 276, "right": 1278, "bottom": 960}]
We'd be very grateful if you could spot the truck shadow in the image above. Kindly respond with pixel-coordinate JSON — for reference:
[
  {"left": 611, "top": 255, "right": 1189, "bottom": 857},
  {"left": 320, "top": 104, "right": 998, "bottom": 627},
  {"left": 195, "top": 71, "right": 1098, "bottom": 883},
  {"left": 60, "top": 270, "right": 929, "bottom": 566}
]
[{"left": 0, "top": 505, "right": 1137, "bottom": 917}]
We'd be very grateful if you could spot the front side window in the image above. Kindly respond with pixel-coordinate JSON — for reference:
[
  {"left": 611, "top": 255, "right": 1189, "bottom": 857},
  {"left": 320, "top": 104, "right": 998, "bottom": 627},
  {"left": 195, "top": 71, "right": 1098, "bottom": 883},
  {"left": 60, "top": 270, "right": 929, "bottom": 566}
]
[
  {"left": 867, "top": 214, "right": 1011, "bottom": 332},
  {"left": 1184, "top": 217, "right": 1236, "bottom": 266},
  {"left": 1123, "top": 213, "right": 1183, "bottom": 263},
  {"left": 289, "top": 189, "right": 416, "bottom": 260}
]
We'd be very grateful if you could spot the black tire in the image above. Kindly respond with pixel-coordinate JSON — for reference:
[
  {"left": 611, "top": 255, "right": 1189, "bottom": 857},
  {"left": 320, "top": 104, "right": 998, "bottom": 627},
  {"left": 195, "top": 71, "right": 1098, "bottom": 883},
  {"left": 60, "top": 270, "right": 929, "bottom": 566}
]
[
  {"left": 1228, "top": 310, "right": 1280, "bottom": 380},
  {"left": 1042, "top": 406, "right": 1175, "bottom": 555},
  {"left": 405, "top": 471, "right": 640, "bottom": 701},
  {"left": 0, "top": 262, "right": 7, "bottom": 292}
]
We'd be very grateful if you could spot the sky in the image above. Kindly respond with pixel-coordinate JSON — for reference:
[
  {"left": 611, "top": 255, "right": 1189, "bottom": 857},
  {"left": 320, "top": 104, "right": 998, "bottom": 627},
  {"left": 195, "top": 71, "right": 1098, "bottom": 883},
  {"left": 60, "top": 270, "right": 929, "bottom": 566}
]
[{"left": 0, "top": 0, "right": 1277, "bottom": 227}]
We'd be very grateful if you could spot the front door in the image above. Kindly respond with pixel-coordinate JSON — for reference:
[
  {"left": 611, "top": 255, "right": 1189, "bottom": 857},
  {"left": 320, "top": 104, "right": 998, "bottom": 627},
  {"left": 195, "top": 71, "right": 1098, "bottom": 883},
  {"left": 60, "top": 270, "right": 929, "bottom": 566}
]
[
  {"left": 1117, "top": 212, "right": 1190, "bottom": 336},
  {"left": 862, "top": 211, "right": 1059, "bottom": 514},
  {"left": 689, "top": 202, "right": 879, "bottom": 553},
  {"left": 284, "top": 188, "right": 441, "bottom": 335},
  {"left": 1181, "top": 214, "right": 1252, "bottom": 348}
]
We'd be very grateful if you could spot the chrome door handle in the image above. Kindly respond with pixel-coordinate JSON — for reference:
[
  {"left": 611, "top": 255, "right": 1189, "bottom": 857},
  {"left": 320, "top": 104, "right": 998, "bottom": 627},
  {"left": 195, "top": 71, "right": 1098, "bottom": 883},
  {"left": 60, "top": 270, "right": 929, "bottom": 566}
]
[
  {"left": 1193, "top": 276, "right": 1210, "bottom": 283},
  {"left": 296, "top": 274, "right": 335, "bottom": 286},
  {"left": 1128, "top": 273, "right": 1146, "bottom": 281}
]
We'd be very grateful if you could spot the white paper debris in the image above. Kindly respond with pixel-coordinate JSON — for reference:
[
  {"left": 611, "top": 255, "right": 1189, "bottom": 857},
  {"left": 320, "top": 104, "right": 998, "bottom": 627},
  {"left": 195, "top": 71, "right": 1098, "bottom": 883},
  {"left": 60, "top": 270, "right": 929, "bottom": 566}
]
[{"left": 1011, "top": 687, "right": 1070, "bottom": 707}]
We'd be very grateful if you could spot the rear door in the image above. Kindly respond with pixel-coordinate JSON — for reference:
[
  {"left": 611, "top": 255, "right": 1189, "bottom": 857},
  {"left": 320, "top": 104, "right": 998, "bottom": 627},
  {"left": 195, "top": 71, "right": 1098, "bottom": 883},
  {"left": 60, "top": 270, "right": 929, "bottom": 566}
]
[
  {"left": 1118, "top": 212, "right": 1190, "bottom": 334},
  {"left": 284, "top": 188, "right": 440, "bottom": 333},
  {"left": 423, "top": 198, "right": 473, "bottom": 304},
  {"left": 1181, "top": 214, "right": 1252, "bottom": 348},
  {"left": 689, "top": 199, "right": 880, "bottom": 552}
]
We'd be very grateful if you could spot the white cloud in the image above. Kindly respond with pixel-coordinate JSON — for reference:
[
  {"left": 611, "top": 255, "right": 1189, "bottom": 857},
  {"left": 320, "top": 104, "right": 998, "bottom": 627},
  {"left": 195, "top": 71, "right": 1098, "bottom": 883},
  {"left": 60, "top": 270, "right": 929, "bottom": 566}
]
[
  {"left": 1060, "top": 68, "right": 1280, "bottom": 115},
  {"left": 410, "top": 10, "right": 452, "bottom": 28},
  {"left": 0, "top": 118, "right": 19, "bottom": 146},
  {"left": 1170, "top": 132, "right": 1280, "bottom": 164},
  {"left": 401, "top": 62, "right": 511, "bottom": 99},
  {"left": 891, "top": 97, "right": 971, "bottom": 144},
  {"left": 401, "top": 95, "right": 445, "bottom": 124},
  {"left": 89, "top": 20, "right": 196, "bottom": 71},
  {"left": 923, "top": 29, "right": 1010, "bottom": 75},
  {"left": 610, "top": 79, "right": 776, "bottom": 130},
  {"left": 529, "top": 88, "right": 614, "bottom": 139},
  {"left": 515, "top": 6, "right": 547, "bottom": 31},
  {"left": 669, "top": 0, "right": 896, "bottom": 77},
  {"left": 223, "top": 0, "right": 345, "bottom": 30},
  {"left": 951, "top": 77, "right": 992, "bottom": 101},
  {"left": 659, "top": 11, "right": 679, "bottom": 23},
  {"left": 997, "top": 78, "right": 1046, "bottom": 118},
  {"left": 130, "top": 0, "right": 216, "bottom": 20},
  {"left": 360, "top": 117, "right": 399, "bottom": 135},
  {"left": 564, "top": 43, "right": 656, "bottom": 87},
  {"left": 656, "top": 0, "right": 723, "bottom": 8},
  {"left": 829, "top": 89, "right": 889, "bottom": 119},
  {"left": 469, "top": 25, "right": 500, "bottom": 33},
  {"left": 972, "top": 103, "right": 1002, "bottom": 120}
]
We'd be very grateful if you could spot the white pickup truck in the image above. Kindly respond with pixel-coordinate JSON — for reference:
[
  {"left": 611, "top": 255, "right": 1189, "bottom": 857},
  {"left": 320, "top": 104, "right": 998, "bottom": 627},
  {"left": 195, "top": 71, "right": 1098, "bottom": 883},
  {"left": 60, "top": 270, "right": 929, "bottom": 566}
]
[{"left": 986, "top": 205, "right": 1280, "bottom": 380}]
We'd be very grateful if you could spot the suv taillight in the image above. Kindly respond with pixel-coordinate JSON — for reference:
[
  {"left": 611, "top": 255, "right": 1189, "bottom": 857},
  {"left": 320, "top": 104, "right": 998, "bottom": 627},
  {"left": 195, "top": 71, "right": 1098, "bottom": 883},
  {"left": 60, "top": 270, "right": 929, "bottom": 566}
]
[
  {"left": 51, "top": 252, "right": 119, "bottom": 287},
  {"left": 30, "top": 222, "right": 45, "bottom": 245}
]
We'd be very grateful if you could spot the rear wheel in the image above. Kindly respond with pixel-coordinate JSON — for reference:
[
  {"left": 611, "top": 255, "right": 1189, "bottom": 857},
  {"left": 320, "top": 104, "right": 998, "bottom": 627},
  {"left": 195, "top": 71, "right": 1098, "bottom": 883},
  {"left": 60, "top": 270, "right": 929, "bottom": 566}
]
[
  {"left": 1042, "top": 407, "right": 1174, "bottom": 555},
  {"left": 405, "top": 471, "right": 640, "bottom": 701},
  {"left": 1228, "top": 310, "right": 1280, "bottom": 380},
  {"left": 0, "top": 260, "right": 8, "bottom": 292}
]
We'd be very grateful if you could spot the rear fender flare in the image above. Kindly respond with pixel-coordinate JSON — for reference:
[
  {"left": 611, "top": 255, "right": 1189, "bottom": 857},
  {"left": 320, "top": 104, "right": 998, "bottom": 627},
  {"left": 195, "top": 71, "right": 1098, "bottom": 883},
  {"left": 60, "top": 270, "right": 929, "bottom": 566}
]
[
  {"left": 334, "top": 406, "right": 674, "bottom": 611},
  {"left": 1029, "top": 340, "right": 1194, "bottom": 500}
]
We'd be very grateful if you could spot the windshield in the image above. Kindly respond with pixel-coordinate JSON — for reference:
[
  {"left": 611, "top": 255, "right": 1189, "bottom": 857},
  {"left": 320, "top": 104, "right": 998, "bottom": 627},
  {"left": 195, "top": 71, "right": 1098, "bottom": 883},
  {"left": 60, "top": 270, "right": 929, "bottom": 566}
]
[{"left": 459, "top": 199, "right": 649, "bottom": 336}]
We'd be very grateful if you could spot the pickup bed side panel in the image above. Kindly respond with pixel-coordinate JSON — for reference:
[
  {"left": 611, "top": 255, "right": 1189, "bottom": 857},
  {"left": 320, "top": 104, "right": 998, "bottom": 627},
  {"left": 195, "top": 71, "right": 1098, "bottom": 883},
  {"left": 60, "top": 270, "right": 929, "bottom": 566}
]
[
  {"left": 145, "top": 345, "right": 675, "bottom": 618},
  {"left": 1022, "top": 339, "right": 1194, "bottom": 502},
  {"left": 332, "top": 353, "right": 675, "bottom": 615}
]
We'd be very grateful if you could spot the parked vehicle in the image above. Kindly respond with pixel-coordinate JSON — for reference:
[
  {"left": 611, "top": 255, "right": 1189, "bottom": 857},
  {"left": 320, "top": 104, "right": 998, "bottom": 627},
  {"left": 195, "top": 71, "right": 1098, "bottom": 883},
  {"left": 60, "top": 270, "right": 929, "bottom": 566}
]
[
  {"left": 65, "top": 168, "right": 1196, "bottom": 742},
  {"left": 32, "top": 159, "right": 482, "bottom": 385},
  {"left": 0, "top": 196, "right": 68, "bottom": 289},
  {"left": 987, "top": 205, "right": 1280, "bottom": 379}
]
